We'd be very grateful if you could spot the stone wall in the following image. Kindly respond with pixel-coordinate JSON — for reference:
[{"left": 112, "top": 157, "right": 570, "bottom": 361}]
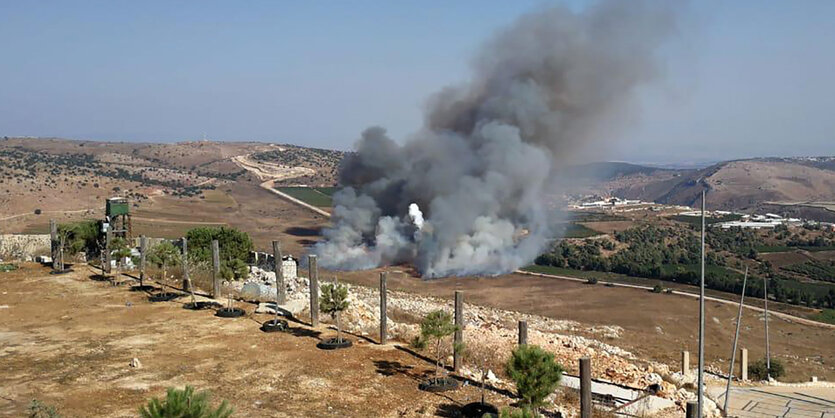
[{"left": 0, "top": 234, "right": 51, "bottom": 260}]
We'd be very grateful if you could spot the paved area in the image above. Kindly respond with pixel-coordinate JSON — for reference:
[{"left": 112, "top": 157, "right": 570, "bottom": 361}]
[{"left": 711, "top": 386, "right": 835, "bottom": 418}]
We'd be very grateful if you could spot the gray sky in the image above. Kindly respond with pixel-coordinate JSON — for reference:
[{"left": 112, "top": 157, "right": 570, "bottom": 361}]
[{"left": 1, "top": 1, "right": 833, "bottom": 164}]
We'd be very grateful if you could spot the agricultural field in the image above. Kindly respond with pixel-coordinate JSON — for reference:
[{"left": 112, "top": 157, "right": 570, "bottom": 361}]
[{"left": 275, "top": 187, "right": 334, "bottom": 208}]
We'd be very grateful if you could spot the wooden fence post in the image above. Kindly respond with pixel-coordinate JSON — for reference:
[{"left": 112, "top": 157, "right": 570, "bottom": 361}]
[
  {"left": 104, "top": 226, "right": 112, "bottom": 274},
  {"left": 580, "top": 357, "right": 591, "bottom": 418},
  {"left": 453, "top": 290, "right": 464, "bottom": 373},
  {"left": 211, "top": 240, "right": 220, "bottom": 298},
  {"left": 273, "top": 241, "right": 286, "bottom": 305},
  {"left": 309, "top": 254, "right": 319, "bottom": 327},
  {"left": 139, "top": 235, "right": 147, "bottom": 286},
  {"left": 380, "top": 272, "right": 388, "bottom": 344},
  {"left": 49, "top": 219, "right": 58, "bottom": 271},
  {"left": 518, "top": 320, "right": 528, "bottom": 345},
  {"left": 682, "top": 350, "right": 690, "bottom": 375}
]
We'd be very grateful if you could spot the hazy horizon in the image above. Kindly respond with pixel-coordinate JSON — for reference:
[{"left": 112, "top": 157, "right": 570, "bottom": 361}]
[{"left": 2, "top": 1, "right": 833, "bottom": 164}]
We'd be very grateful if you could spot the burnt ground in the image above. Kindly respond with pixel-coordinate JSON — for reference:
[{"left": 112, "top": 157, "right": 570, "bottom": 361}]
[{"left": 0, "top": 264, "right": 505, "bottom": 418}]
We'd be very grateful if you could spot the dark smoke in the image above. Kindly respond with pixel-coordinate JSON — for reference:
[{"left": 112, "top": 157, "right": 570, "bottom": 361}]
[{"left": 315, "top": 0, "right": 679, "bottom": 277}]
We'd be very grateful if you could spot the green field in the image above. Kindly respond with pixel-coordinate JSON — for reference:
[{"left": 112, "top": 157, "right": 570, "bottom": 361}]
[
  {"left": 276, "top": 187, "right": 333, "bottom": 207},
  {"left": 755, "top": 245, "right": 835, "bottom": 253},
  {"left": 814, "top": 309, "right": 835, "bottom": 325},
  {"left": 559, "top": 223, "right": 603, "bottom": 238}
]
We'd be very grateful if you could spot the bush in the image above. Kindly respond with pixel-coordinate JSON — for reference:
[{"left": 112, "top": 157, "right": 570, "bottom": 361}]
[
  {"left": 185, "top": 227, "right": 253, "bottom": 266},
  {"left": 499, "top": 407, "right": 537, "bottom": 418},
  {"left": 28, "top": 399, "right": 61, "bottom": 418},
  {"left": 139, "top": 386, "right": 233, "bottom": 418},
  {"left": 34, "top": 209, "right": 42, "bottom": 215},
  {"left": 147, "top": 241, "right": 182, "bottom": 280},
  {"left": 749, "top": 358, "right": 785, "bottom": 381},
  {"left": 651, "top": 284, "right": 664, "bottom": 293},
  {"left": 586, "top": 277, "right": 598, "bottom": 285},
  {"left": 506, "top": 345, "right": 563, "bottom": 413},
  {"left": 58, "top": 220, "right": 101, "bottom": 257}
]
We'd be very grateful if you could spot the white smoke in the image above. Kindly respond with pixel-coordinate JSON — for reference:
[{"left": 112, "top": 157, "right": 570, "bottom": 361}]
[
  {"left": 408, "top": 203, "right": 424, "bottom": 230},
  {"left": 315, "top": 0, "right": 680, "bottom": 277}
]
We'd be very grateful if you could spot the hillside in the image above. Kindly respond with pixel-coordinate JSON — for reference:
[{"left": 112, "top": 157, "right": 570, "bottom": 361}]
[{"left": 583, "top": 157, "right": 835, "bottom": 215}]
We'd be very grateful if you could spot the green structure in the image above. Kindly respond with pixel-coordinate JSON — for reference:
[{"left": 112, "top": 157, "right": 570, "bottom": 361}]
[
  {"left": 105, "top": 197, "right": 132, "bottom": 240},
  {"left": 106, "top": 197, "right": 129, "bottom": 217}
]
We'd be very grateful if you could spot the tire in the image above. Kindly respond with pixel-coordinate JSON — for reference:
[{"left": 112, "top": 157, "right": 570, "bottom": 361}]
[
  {"left": 316, "top": 337, "right": 352, "bottom": 350},
  {"left": 461, "top": 402, "right": 498, "bottom": 418},
  {"left": 148, "top": 292, "right": 182, "bottom": 302},
  {"left": 261, "top": 319, "right": 289, "bottom": 333},
  {"left": 130, "top": 285, "right": 157, "bottom": 292},
  {"left": 49, "top": 269, "right": 74, "bottom": 275},
  {"left": 183, "top": 301, "right": 221, "bottom": 311},
  {"left": 418, "top": 377, "right": 459, "bottom": 393},
  {"left": 215, "top": 307, "right": 246, "bottom": 318}
]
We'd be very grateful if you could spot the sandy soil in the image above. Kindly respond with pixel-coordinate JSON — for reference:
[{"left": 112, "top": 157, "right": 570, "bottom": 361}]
[{"left": 0, "top": 264, "right": 501, "bottom": 417}]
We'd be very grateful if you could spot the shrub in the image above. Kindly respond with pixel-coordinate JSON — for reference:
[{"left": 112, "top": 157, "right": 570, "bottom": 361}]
[
  {"left": 139, "top": 386, "right": 233, "bottom": 418},
  {"left": 147, "top": 241, "right": 182, "bottom": 280},
  {"left": 58, "top": 220, "right": 101, "bottom": 258},
  {"left": 185, "top": 227, "right": 252, "bottom": 266},
  {"left": 498, "top": 407, "right": 537, "bottom": 418},
  {"left": 651, "top": 284, "right": 664, "bottom": 293},
  {"left": 586, "top": 277, "right": 598, "bottom": 285},
  {"left": 749, "top": 358, "right": 785, "bottom": 381},
  {"left": 28, "top": 399, "right": 61, "bottom": 418},
  {"left": 319, "top": 282, "right": 350, "bottom": 343},
  {"left": 34, "top": 209, "right": 42, "bottom": 215},
  {"left": 506, "top": 345, "right": 563, "bottom": 414},
  {"left": 220, "top": 258, "right": 248, "bottom": 281}
]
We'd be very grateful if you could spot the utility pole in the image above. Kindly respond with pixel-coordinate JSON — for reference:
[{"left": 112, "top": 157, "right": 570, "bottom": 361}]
[
  {"left": 698, "top": 190, "right": 706, "bottom": 418},
  {"left": 764, "top": 276, "right": 771, "bottom": 379},
  {"left": 724, "top": 267, "right": 748, "bottom": 414}
]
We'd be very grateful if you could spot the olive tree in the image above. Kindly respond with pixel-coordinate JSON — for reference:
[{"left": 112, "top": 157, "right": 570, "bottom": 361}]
[
  {"left": 147, "top": 241, "right": 181, "bottom": 282},
  {"left": 418, "top": 310, "right": 460, "bottom": 380},
  {"left": 319, "top": 282, "right": 350, "bottom": 343}
]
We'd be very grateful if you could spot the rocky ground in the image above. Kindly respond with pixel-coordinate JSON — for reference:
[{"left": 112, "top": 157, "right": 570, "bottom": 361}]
[{"left": 235, "top": 266, "right": 729, "bottom": 416}]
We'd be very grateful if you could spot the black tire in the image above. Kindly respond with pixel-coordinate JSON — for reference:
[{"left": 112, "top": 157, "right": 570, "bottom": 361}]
[
  {"left": 183, "top": 301, "right": 221, "bottom": 311},
  {"left": 130, "top": 285, "right": 157, "bottom": 292},
  {"left": 418, "top": 377, "right": 459, "bottom": 393},
  {"left": 215, "top": 307, "right": 246, "bottom": 318},
  {"left": 148, "top": 292, "right": 183, "bottom": 302},
  {"left": 49, "top": 269, "right": 74, "bottom": 275},
  {"left": 261, "top": 319, "right": 289, "bottom": 333},
  {"left": 461, "top": 402, "right": 498, "bottom": 418},
  {"left": 316, "top": 337, "right": 352, "bottom": 350}
]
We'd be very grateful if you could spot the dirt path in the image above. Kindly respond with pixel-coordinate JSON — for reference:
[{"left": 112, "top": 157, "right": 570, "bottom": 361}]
[{"left": 0, "top": 208, "right": 96, "bottom": 222}]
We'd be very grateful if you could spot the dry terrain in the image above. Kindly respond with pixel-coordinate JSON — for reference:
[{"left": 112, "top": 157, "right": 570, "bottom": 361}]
[
  {"left": 333, "top": 267, "right": 835, "bottom": 383},
  {"left": 0, "top": 264, "right": 497, "bottom": 417}
]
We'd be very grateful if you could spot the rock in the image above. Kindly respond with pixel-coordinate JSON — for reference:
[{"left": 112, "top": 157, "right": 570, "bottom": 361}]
[
  {"left": 486, "top": 369, "right": 499, "bottom": 384},
  {"left": 130, "top": 358, "right": 142, "bottom": 368}
]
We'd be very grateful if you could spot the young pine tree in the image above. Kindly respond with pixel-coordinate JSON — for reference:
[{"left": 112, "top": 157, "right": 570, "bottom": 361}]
[
  {"left": 505, "top": 345, "right": 564, "bottom": 415},
  {"left": 139, "top": 386, "right": 233, "bottom": 418}
]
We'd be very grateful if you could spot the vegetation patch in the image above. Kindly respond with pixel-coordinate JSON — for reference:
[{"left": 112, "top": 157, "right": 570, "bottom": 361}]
[
  {"left": 813, "top": 308, "right": 835, "bottom": 325},
  {"left": 276, "top": 187, "right": 333, "bottom": 207},
  {"left": 781, "top": 260, "right": 835, "bottom": 283},
  {"left": 559, "top": 223, "right": 602, "bottom": 238}
]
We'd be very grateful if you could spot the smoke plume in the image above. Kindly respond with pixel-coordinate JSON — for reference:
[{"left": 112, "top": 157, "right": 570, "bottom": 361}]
[{"left": 315, "top": 0, "right": 679, "bottom": 277}]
